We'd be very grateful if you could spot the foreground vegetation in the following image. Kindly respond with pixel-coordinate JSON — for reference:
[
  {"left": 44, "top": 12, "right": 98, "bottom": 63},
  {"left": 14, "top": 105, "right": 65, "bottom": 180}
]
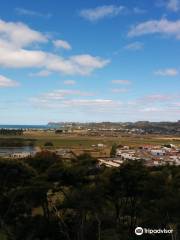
[{"left": 0, "top": 152, "right": 180, "bottom": 239}]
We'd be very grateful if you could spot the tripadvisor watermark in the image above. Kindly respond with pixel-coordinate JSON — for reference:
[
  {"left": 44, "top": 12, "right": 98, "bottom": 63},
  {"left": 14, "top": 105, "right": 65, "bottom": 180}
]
[{"left": 135, "top": 227, "right": 173, "bottom": 236}]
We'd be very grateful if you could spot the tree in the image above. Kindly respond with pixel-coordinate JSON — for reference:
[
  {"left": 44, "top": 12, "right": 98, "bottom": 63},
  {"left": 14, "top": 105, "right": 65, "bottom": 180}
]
[
  {"left": 25, "top": 151, "right": 59, "bottom": 174},
  {"left": 110, "top": 143, "right": 117, "bottom": 157},
  {"left": 1, "top": 153, "right": 180, "bottom": 239},
  {"left": 44, "top": 142, "right": 54, "bottom": 147},
  {"left": 108, "top": 160, "right": 149, "bottom": 236},
  {"left": 0, "top": 159, "right": 36, "bottom": 238}
]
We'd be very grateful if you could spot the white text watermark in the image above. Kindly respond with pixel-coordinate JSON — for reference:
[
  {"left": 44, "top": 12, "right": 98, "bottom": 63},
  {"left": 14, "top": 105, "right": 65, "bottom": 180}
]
[{"left": 135, "top": 227, "right": 173, "bottom": 236}]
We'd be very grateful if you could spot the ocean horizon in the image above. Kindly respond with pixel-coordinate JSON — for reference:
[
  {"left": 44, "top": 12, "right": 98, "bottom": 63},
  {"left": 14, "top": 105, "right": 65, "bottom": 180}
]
[{"left": 0, "top": 125, "right": 49, "bottom": 129}]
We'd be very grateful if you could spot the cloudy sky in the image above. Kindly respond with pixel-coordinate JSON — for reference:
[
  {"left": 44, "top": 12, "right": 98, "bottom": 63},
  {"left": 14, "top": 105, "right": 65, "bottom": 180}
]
[{"left": 0, "top": 0, "right": 180, "bottom": 124}]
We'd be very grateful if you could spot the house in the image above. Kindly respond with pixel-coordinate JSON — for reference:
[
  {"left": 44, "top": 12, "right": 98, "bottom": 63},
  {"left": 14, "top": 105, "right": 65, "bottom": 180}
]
[
  {"left": 162, "top": 147, "right": 171, "bottom": 153},
  {"left": 97, "top": 143, "right": 105, "bottom": 148},
  {"left": 123, "top": 145, "right": 130, "bottom": 150},
  {"left": 98, "top": 158, "right": 120, "bottom": 168},
  {"left": 168, "top": 156, "right": 180, "bottom": 165},
  {"left": 150, "top": 149, "right": 166, "bottom": 157},
  {"left": 139, "top": 145, "right": 154, "bottom": 151}
]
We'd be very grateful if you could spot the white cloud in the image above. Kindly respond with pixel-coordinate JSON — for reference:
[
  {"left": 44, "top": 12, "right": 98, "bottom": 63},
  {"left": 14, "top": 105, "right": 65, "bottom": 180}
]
[
  {"left": 80, "top": 5, "right": 125, "bottom": 22},
  {"left": 30, "top": 70, "right": 51, "bottom": 77},
  {"left": 138, "top": 94, "right": 176, "bottom": 104},
  {"left": 70, "top": 54, "right": 108, "bottom": 68},
  {"left": 124, "top": 41, "right": 144, "bottom": 50},
  {"left": 0, "top": 75, "right": 19, "bottom": 87},
  {"left": 174, "top": 102, "right": 180, "bottom": 106},
  {"left": 0, "top": 19, "right": 47, "bottom": 47},
  {"left": 34, "top": 89, "right": 94, "bottom": 101},
  {"left": 15, "top": 7, "right": 52, "bottom": 18},
  {"left": 32, "top": 88, "right": 122, "bottom": 113},
  {"left": 166, "top": 0, "right": 180, "bottom": 11},
  {"left": 133, "top": 7, "right": 146, "bottom": 14},
  {"left": 111, "top": 80, "right": 131, "bottom": 84},
  {"left": 53, "top": 39, "right": 72, "bottom": 50},
  {"left": 141, "top": 107, "right": 160, "bottom": 112},
  {"left": 0, "top": 46, "right": 108, "bottom": 75},
  {"left": 154, "top": 68, "right": 178, "bottom": 76},
  {"left": 0, "top": 19, "right": 109, "bottom": 75},
  {"left": 62, "top": 99, "right": 116, "bottom": 107},
  {"left": 30, "top": 89, "right": 180, "bottom": 121},
  {"left": 0, "top": 46, "right": 46, "bottom": 68},
  {"left": 128, "top": 18, "right": 180, "bottom": 39},
  {"left": 64, "top": 80, "right": 76, "bottom": 85},
  {"left": 46, "top": 54, "right": 109, "bottom": 75},
  {"left": 32, "top": 97, "right": 122, "bottom": 115}
]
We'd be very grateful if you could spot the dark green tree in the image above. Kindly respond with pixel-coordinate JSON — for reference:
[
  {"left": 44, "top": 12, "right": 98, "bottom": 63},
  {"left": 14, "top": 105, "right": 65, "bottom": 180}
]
[{"left": 110, "top": 143, "right": 117, "bottom": 157}]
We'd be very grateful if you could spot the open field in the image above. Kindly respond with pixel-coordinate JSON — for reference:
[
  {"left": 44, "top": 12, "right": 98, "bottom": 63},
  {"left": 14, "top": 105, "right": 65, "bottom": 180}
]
[{"left": 0, "top": 130, "right": 180, "bottom": 149}]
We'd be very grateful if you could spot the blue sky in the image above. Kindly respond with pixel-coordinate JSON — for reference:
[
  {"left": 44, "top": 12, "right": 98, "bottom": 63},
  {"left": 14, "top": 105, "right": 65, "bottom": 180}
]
[{"left": 0, "top": 0, "right": 180, "bottom": 124}]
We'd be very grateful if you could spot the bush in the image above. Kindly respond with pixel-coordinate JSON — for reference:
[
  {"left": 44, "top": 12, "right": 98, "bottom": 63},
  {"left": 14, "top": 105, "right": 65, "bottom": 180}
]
[{"left": 44, "top": 142, "right": 54, "bottom": 147}]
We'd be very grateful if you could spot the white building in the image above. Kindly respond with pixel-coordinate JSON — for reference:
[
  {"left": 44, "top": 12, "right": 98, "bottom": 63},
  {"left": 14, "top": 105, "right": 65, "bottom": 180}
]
[
  {"left": 99, "top": 158, "right": 120, "bottom": 168},
  {"left": 97, "top": 143, "right": 105, "bottom": 148},
  {"left": 150, "top": 149, "right": 166, "bottom": 157}
]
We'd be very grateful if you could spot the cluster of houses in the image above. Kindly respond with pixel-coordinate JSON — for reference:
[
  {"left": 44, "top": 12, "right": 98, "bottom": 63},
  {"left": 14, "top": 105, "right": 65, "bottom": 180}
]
[
  {"left": 1, "top": 150, "right": 38, "bottom": 159},
  {"left": 0, "top": 147, "right": 76, "bottom": 160},
  {"left": 0, "top": 146, "right": 41, "bottom": 159},
  {"left": 99, "top": 144, "right": 180, "bottom": 168},
  {"left": 1, "top": 142, "right": 180, "bottom": 169}
]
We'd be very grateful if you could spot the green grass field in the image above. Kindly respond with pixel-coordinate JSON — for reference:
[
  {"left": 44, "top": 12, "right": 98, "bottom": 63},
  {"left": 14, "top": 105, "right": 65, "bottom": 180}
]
[{"left": 0, "top": 130, "right": 180, "bottom": 149}]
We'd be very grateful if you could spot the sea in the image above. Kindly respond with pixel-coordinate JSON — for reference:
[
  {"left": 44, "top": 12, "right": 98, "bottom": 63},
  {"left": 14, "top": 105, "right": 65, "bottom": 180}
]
[{"left": 0, "top": 125, "right": 49, "bottom": 129}]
